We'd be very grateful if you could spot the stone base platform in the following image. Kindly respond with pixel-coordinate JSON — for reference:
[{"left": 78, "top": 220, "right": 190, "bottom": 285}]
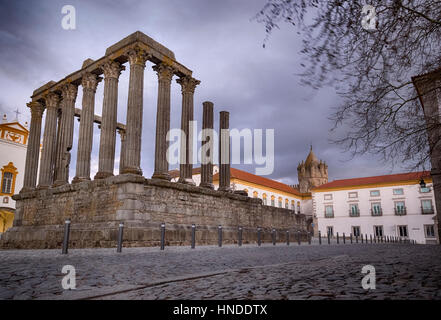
[{"left": 0, "top": 174, "right": 308, "bottom": 249}]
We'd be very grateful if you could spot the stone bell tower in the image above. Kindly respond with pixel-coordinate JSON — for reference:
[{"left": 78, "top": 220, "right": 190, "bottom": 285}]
[{"left": 297, "top": 146, "right": 328, "bottom": 193}]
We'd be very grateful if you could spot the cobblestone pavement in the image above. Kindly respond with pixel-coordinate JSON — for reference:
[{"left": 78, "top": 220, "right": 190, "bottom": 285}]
[{"left": 1, "top": 242, "right": 440, "bottom": 300}]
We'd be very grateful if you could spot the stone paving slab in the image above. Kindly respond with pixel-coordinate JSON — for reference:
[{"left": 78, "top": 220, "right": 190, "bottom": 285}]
[{"left": 0, "top": 243, "right": 440, "bottom": 300}]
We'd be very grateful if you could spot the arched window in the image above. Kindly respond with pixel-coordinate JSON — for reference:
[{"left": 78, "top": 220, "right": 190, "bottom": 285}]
[
  {"left": 297, "top": 202, "right": 301, "bottom": 214},
  {"left": 285, "top": 198, "right": 289, "bottom": 209},
  {"left": 243, "top": 189, "right": 248, "bottom": 196},
  {"left": 253, "top": 191, "right": 258, "bottom": 198},
  {"left": 271, "top": 195, "right": 275, "bottom": 206},
  {"left": 278, "top": 197, "right": 282, "bottom": 208},
  {"left": 291, "top": 200, "right": 295, "bottom": 211},
  {"left": 262, "top": 193, "right": 267, "bottom": 205},
  {"left": 1, "top": 162, "right": 18, "bottom": 195}
]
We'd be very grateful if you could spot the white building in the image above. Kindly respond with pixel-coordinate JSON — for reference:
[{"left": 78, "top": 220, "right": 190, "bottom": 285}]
[
  {"left": 0, "top": 115, "right": 29, "bottom": 233},
  {"left": 312, "top": 172, "right": 438, "bottom": 244}
]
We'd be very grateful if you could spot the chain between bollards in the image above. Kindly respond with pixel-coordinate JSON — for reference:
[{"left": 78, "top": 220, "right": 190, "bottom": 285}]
[{"left": 62, "top": 218, "right": 71, "bottom": 255}]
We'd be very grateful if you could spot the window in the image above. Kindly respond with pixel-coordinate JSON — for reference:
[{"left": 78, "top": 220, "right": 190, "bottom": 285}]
[
  {"left": 374, "top": 225, "right": 383, "bottom": 237},
  {"left": 421, "top": 199, "right": 434, "bottom": 214},
  {"left": 420, "top": 187, "right": 431, "bottom": 193},
  {"left": 243, "top": 189, "right": 249, "bottom": 196},
  {"left": 398, "top": 225, "right": 408, "bottom": 237},
  {"left": 1, "top": 162, "right": 18, "bottom": 196},
  {"left": 370, "top": 190, "right": 380, "bottom": 197},
  {"left": 253, "top": 191, "right": 258, "bottom": 198},
  {"left": 278, "top": 197, "right": 282, "bottom": 208},
  {"left": 3, "top": 197, "right": 9, "bottom": 204},
  {"left": 325, "top": 205, "right": 334, "bottom": 218},
  {"left": 291, "top": 200, "right": 295, "bottom": 211},
  {"left": 394, "top": 201, "right": 406, "bottom": 215},
  {"left": 349, "top": 204, "right": 359, "bottom": 217},
  {"left": 262, "top": 194, "right": 267, "bottom": 205},
  {"left": 393, "top": 188, "right": 404, "bottom": 195},
  {"left": 285, "top": 199, "right": 289, "bottom": 209},
  {"left": 348, "top": 192, "right": 358, "bottom": 198},
  {"left": 271, "top": 196, "right": 275, "bottom": 207},
  {"left": 352, "top": 226, "right": 361, "bottom": 237},
  {"left": 324, "top": 194, "right": 333, "bottom": 200},
  {"left": 371, "top": 202, "right": 382, "bottom": 216},
  {"left": 424, "top": 225, "right": 436, "bottom": 238},
  {"left": 327, "top": 226, "right": 334, "bottom": 237},
  {"left": 297, "top": 202, "right": 300, "bottom": 214}
]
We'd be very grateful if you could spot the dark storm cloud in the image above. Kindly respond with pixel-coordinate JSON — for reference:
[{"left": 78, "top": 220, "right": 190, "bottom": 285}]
[{"left": 0, "top": 0, "right": 405, "bottom": 185}]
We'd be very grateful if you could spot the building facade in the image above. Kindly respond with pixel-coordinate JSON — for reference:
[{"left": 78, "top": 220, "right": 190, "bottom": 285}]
[
  {"left": 312, "top": 172, "right": 438, "bottom": 244},
  {"left": 0, "top": 115, "right": 29, "bottom": 233}
]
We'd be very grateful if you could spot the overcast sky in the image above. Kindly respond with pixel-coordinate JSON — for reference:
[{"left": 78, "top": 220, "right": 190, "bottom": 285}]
[{"left": 0, "top": 0, "right": 410, "bottom": 185}]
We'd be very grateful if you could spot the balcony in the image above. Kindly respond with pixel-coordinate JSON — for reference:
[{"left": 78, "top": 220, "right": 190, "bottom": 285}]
[
  {"left": 370, "top": 208, "right": 383, "bottom": 216},
  {"left": 421, "top": 207, "right": 434, "bottom": 215},
  {"left": 349, "top": 209, "right": 360, "bottom": 217},
  {"left": 324, "top": 211, "right": 334, "bottom": 218},
  {"left": 394, "top": 207, "right": 407, "bottom": 216}
]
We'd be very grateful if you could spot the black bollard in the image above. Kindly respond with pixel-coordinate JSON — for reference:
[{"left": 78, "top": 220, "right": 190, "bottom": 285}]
[
  {"left": 327, "top": 232, "right": 330, "bottom": 245},
  {"left": 319, "top": 231, "right": 322, "bottom": 245},
  {"left": 337, "top": 232, "right": 339, "bottom": 244},
  {"left": 343, "top": 232, "right": 346, "bottom": 244},
  {"left": 286, "top": 230, "right": 290, "bottom": 246},
  {"left": 218, "top": 225, "right": 223, "bottom": 247},
  {"left": 308, "top": 232, "right": 311, "bottom": 245},
  {"left": 117, "top": 222, "right": 124, "bottom": 253},
  {"left": 160, "top": 223, "right": 165, "bottom": 251},
  {"left": 365, "top": 234, "right": 368, "bottom": 243},
  {"left": 350, "top": 233, "right": 353, "bottom": 244},
  {"left": 370, "top": 234, "right": 372, "bottom": 244},
  {"left": 62, "top": 218, "right": 71, "bottom": 255},
  {"left": 297, "top": 231, "right": 301, "bottom": 245},
  {"left": 361, "top": 233, "right": 364, "bottom": 244},
  {"left": 272, "top": 229, "right": 276, "bottom": 246},
  {"left": 356, "top": 235, "right": 359, "bottom": 244},
  {"left": 238, "top": 226, "right": 243, "bottom": 247},
  {"left": 191, "top": 224, "right": 196, "bottom": 249},
  {"left": 257, "top": 227, "right": 262, "bottom": 247}
]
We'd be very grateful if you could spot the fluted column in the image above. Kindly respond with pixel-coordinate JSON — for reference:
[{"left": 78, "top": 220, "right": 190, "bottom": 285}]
[
  {"left": 218, "top": 111, "right": 231, "bottom": 192},
  {"left": 21, "top": 101, "right": 45, "bottom": 192},
  {"left": 38, "top": 93, "right": 60, "bottom": 188},
  {"left": 95, "top": 60, "right": 124, "bottom": 179},
  {"left": 152, "top": 63, "right": 175, "bottom": 180},
  {"left": 118, "top": 129, "right": 126, "bottom": 174},
  {"left": 53, "top": 83, "right": 78, "bottom": 186},
  {"left": 73, "top": 73, "right": 101, "bottom": 183},
  {"left": 176, "top": 76, "right": 200, "bottom": 184},
  {"left": 200, "top": 101, "right": 214, "bottom": 189},
  {"left": 121, "top": 48, "right": 149, "bottom": 175}
]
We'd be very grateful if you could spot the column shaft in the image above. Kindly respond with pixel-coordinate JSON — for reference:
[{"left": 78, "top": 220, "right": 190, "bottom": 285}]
[
  {"left": 53, "top": 83, "right": 77, "bottom": 186},
  {"left": 22, "top": 102, "right": 44, "bottom": 192},
  {"left": 38, "top": 93, "right": 59, "bottom": 187},
  {"left": 118, "top": 129, "right": 126, "bottom": 174},
  {"left": 121, "top": 48, "right": 148, "bottom": 175},
  {"left": 73, "top": 73, "right": 100, "bottom": 183},
  {"left": 200, "top": 101, "right": 214, "bottom": 189},
  {"left": 176, "top": 76, "right": 200, "bottom": 184},
  {"left": 218, "top": 111, "right": 231, "bottom": 192},
  {"left": 95, "top": 60, "right": 124, "bottom": 179},
  {"left": 152, "top": 63, "right": 174, "bottom": 180}
]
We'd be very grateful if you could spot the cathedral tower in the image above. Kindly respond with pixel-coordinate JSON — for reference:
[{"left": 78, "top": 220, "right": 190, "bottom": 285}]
[{"left": 297, "top": 146, "right": 328, "bottom": 193}]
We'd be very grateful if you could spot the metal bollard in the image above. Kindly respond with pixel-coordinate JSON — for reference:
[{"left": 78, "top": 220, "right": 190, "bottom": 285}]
[
  {"left": 350, "top": 233, "right": 353, "bottom": 244},
  {"left": 191, "top": 224, "right": 196, "bottom": 249},
  {"left": 356, "top": 235, "right": 359, "bottom": 244},
  {"left": 272, "top": 229, "right": 276, "bottom": 246},
  {"left": 319, "top": 231, "right": 322, "bottom": 245},
  {"left": 257, "top": 227, "right": 262, "bottom": 247},
  {"left": 286, "top": 230, "right": 290, "bottom": 246},
  {"left": 238, "top": 226, "right": 243, "bottom": 247},
  {"left": 308, "top": 232, "right": 311, "bottom": 245},
  {"left": 160, "top": 222, "right": 165, "bottom": 251},
  {"left": 327, "top": 232, "right": 330, "bottom": 245},
  {"left": 218, "top": 225, "right": 223, "bottom": 247},
  {"left": 370, "top": 234, "right": 372, "bottom": 244},
  {"left": 297, "top": 231, "right": 301, "bottom": 245},
  {"left": 365, "top": 234, "right": 368, "bottom": 243},
  {"left": 62, "top": 218, "right": 71, "bottom": 254},
  {"left": 361, "top": 233, "right": 364, "bottom": 244},
  {"left": 343, "top": 232, "right": 346, "bottom": 244},
  {"left": 117, "top": 222, "right": 124, "bottom": 253},
  {"left": 337, "top": 232, "right": 339, "bottom": 244}
]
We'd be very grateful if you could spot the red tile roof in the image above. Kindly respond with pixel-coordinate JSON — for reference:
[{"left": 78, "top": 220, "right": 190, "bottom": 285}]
[
  {"left": 313, "top": 171, "right": 431, "bottom": 191},
  {"left": 169, "top": 167, "right": 201, "bottom": 179}
]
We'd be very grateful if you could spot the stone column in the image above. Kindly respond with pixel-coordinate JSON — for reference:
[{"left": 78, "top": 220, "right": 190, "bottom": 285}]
[
  {"left": 200, "top": 101, "right": 214, "bottom": 189},
  {"left": 38, "top": 93, "right": 60, "bottom": 188},
  {"left": 118, "top": 129, "right": 126, "bottom": 174},
  {"left": 95, "top": 60, "right": 124, "bottom": 179},
  {"left": 53, "top": 83, "right": 78, "bottom": 186},
  {"left": 121, "top": 48, "right": 149, "bottom": 175},
  {"left": 218, "top": 111, "right": 231, "bottom": 192},
  {"left": 73, "top": 73, "right": 101, "bottom": 183},
  {"left": 21, "top": 101, "right": 45, "bottom": 192},
  {"left": 176, "top": 76, "right": 200, "bottom": 184},
  {"left": 151, "top": 63, "right": 175, "bottom": 180}
]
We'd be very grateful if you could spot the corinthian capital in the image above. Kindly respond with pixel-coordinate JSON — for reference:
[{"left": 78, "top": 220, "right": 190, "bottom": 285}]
[
  {"left": 176, "top": 76, "right": 201, "bottom": 94},
  {"left": 44, "top": 92, "right": 60, "bottom": 109},
  {"left": 26, "top": 101, "right": 45, "bottom": 118},
  {"left": 101, "top": 60, "right": 124, "bottom": 79},
  {"left": 127, "top": 47, "right": 150, "bottom": 67},
  {"left": 81, "top": 72, "right": 102, "bottom": 91},
  {"left": 60, "top": 83, "right": 78, "bottom": 102},
  {"left": 152, "top": 63, "right": 175, "bottom": 83}
]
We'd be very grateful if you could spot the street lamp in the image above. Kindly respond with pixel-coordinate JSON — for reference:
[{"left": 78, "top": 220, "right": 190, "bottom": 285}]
[{"left": 419, "top": 178, "right": 426, "bottom": 189}]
